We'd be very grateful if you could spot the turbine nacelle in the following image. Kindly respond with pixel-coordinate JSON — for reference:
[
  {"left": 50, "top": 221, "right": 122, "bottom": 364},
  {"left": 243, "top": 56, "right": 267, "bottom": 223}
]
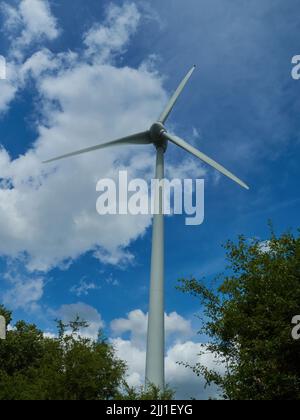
[{"left": 150, "top": 122, "right": 168, "bottom": 152}]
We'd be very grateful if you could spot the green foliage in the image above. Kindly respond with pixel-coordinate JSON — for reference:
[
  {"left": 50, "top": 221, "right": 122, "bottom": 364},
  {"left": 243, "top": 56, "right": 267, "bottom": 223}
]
[
  {"left": 0, "top": 316, "right": 126, "bottom": 400},
  {"left": 179, "top": 228, "right": 300, "bottom": 400},
  {"left": 119, "top": 383, "right": 174, "bottom": 400}
]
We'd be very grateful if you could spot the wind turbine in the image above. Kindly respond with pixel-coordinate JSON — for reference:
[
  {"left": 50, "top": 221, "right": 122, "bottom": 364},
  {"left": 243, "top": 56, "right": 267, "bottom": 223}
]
[{"left": 44, "top": 66, "right": 249, "bottom": 390}]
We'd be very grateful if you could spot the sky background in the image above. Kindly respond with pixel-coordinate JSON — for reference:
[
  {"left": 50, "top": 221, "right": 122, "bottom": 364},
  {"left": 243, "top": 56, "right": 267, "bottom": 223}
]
[{"left": 0, "top": 0, "right": 299, "bottom": 399}]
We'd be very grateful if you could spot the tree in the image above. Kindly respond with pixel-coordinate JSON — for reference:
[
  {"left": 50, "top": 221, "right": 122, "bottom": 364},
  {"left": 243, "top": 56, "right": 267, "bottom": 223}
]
[
  {"left": 179, "top": 228, "right": 300, "bottom": 400},
  {"left": 0, "top": 314, "right": 126, "bottom": 400}
]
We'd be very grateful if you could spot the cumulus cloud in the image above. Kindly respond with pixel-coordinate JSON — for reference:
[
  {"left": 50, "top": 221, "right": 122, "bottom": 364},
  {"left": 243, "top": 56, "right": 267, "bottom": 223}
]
[
  {"left": 83, "top": 3, "right": 140, "bottom": 62},
  {"left": 20, "top": 49, "right": 69, "bottom": 80},
  {"left": 2, "top": 0, "right": 59, "bottom": 58},
  {"left": 1, "top": 269, "right": 45, "bottom": 311},
  {"left": 165, "top": 341, "right": 221, "bottom": 399},
  {"left": 0, "top": 0, "right": 60, "bottom": 113}
]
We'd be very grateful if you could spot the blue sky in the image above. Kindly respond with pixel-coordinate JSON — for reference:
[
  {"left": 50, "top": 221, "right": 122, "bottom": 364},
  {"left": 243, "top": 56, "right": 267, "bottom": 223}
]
[{"left": 0, "top": 0, "right": 299, "bottom": 399}]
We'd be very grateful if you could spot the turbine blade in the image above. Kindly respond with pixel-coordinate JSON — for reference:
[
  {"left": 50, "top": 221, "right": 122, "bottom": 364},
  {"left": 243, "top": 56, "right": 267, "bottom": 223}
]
[
  {"left": 43, "top": 131, "right": 151, "bottom": 164},
  {"left": 163, "top": 132, "right": 249, "bottom": 190},
  {"left": 158, "top": 65, "right": 196, "bottom": 124}
]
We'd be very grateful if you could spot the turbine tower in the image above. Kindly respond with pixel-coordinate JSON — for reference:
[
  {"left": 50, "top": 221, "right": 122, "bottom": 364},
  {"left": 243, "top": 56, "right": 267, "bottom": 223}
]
[{"left": 44, "top": 66, "right": 249, "bottom": 390}]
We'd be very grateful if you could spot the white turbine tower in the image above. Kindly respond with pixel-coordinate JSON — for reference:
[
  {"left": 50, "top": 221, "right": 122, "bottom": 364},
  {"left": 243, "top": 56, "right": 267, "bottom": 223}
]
[{"left": 44, "top": 66, "right": 249, "bottom": 390}]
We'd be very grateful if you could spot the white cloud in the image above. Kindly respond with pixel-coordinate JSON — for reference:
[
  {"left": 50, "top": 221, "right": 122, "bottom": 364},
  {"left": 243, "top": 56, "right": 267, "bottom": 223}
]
[
  {"left": 2, "top": 270, "right": 45, "bottom": 311},
  {"left": 166, "top": 156, "right": 207, "bottom": 180},
  {"left": 165, "top": 341, "right": 221, "bottom": 399},
  {"left": 93, "top": 247, "right": 135, "bottom": 268},
  {"left": 0, "top": 0, "right": 60, "bottom": 112},
  {"left": 2, "top": 0, "right": 59, "bottom": 58},
  {"left": 0, "top": 79, "right": 17, "bottom": 114},
  {"left": 20, "top": 49, "right": 61, "bottom": 79},
  {"left": 70, "top": 279, "right": 99, "bottom": 297},
  {"left": 111, "top": 309, "right": 148, "bottom": 347},
  {"left": 111, "top": 337, "right": 146, "bottom": 385},
  {"left": 57, "top": 302, "right": 104, "bottom": 340},
  {"left": 0, "top": 47, "right": 78, "bottom": 114},
  {"left": 83, "top": 2, "right": 140, "bottom": 62},
  {"left": 165, "top": 311, "right": 194, "bottom": 338}
]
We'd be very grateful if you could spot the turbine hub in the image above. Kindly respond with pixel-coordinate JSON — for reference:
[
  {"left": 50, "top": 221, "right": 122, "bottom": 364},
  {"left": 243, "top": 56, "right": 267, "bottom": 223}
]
[{"left": 150, "top": 122, "right": 168, "bottom": 152}]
